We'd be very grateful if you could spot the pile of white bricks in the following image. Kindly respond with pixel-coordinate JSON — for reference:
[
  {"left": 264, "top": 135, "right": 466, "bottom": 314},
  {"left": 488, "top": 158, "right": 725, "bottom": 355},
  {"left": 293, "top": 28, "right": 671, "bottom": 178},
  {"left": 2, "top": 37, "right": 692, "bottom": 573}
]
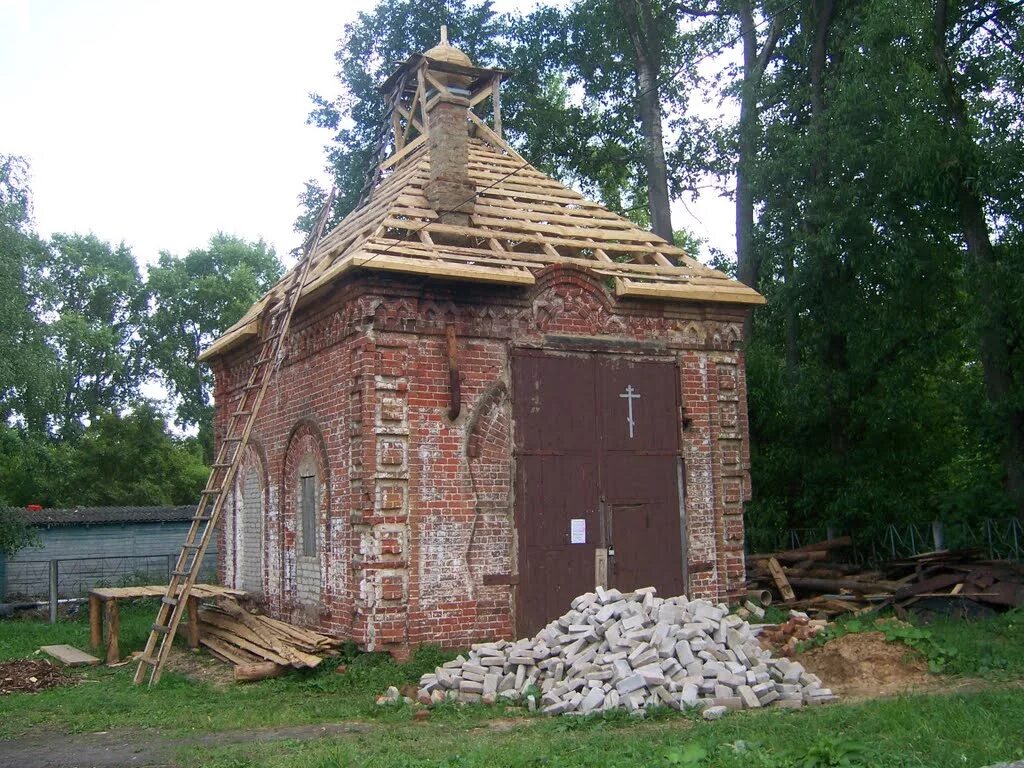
[{"left": 413, "top": 587, "right": 835, "bottom": 717}]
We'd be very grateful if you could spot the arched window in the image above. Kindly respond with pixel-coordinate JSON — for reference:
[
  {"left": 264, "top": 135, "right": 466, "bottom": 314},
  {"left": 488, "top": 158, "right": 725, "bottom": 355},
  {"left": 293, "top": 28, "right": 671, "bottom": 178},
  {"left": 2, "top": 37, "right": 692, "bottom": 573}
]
[
  {"left": 239, "top": 465, "right": 264, "bottom": 594},
  {"left": 298, "top": 455, "right": 319, "bottom": 558}
]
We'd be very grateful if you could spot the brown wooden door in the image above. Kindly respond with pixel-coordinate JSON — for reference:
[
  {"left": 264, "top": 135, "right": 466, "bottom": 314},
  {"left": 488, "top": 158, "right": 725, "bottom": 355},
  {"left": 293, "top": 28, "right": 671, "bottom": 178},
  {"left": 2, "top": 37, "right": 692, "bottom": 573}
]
[
  {"left": 600, "top": 358, "right": 685, "bottom": 597},
  {"left": 513, "top": 351, "right": 684, "bottom": 636}
]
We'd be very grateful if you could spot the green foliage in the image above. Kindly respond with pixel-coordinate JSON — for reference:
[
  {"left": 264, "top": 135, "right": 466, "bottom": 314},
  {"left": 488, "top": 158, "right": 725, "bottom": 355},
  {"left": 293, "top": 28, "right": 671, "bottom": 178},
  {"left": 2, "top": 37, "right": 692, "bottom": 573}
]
[
  {"left": 800, "top": 611, "right": 1024, "bottom": 680},
  {"left": 0, "top": 155, "right": 53, "bottom": 431},
  {"left": 27, "top": 233, "right": 149, "bottom": 439},
  {"left": 742, "top": 0, "right": 1024, "bottom": 532},
  {"left": 0, "top": 404, "right": 208, "bottom": 507},
  {"left": 663, "top": 743, "right": 709, "bottom": 765},
  {"left": 788, "top": 736, "right": 874, "bottom": 768},
  {"left": 145, "top": 233, "right": 282, "bottom": 441},
  {"left": 0, "top": 505, "right": 39, "bottom": 556}
]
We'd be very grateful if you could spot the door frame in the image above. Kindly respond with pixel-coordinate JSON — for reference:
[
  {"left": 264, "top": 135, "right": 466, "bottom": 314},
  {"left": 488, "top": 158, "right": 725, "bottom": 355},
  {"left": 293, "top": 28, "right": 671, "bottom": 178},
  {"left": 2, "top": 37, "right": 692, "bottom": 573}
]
[{"left": 509, "top": 346, "right": 688, "bottom": 636}]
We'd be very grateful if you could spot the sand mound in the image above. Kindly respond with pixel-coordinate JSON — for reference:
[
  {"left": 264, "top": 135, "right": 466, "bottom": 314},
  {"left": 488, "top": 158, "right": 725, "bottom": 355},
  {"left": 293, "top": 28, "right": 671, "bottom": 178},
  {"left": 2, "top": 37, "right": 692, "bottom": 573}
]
[{"left": 797, "top": 632, "right": 932, "bottom": 699}]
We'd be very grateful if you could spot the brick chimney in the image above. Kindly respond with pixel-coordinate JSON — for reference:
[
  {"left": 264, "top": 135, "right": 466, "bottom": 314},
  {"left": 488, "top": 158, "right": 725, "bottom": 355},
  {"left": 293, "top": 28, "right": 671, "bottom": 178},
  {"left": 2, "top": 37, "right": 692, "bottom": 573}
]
[{"left": 422, "top": 28, "right": 476, "bottom": 227}]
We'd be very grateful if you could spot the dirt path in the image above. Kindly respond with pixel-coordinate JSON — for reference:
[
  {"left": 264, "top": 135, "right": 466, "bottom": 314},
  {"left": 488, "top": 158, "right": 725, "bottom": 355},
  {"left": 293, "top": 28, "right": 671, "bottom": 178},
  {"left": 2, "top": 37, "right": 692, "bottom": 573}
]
[{"left": 0, "top": 722, "right": 374, "bottom": 768}]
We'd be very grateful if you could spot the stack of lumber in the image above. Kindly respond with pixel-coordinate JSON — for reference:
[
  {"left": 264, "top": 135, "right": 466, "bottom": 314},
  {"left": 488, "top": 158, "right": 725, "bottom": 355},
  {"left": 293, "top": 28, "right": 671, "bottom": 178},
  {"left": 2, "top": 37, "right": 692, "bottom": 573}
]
[
  {"left": 197, "top": 598, "right": 341, "bottom": 681},
  {"left": 747, "top": 539, "right": 1024, "bottom": 619}
]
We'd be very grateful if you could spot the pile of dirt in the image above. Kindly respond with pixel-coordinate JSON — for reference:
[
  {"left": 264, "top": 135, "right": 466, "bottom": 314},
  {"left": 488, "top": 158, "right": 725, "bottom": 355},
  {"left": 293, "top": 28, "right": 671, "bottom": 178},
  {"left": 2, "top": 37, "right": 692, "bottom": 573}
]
[
  {"left": 159, "top": 647, "right": 237, "bottom": 687},
  {"left": 796, "top": 632, "right": 933, "bottom": 699},
  {"left": 0, "top": 659, "right": 67, "bottom": 695}
]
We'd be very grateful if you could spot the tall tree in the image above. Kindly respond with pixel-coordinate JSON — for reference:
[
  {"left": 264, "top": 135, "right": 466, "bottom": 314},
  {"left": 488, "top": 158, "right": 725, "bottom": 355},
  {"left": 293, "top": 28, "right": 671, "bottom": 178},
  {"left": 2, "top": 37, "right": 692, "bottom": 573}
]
[
  {"left": 616, "top": 0, "right": 679, "bottom": 241},
  {"left": 929, "top": 0, "right": 1024, "bottom": 516},
  {"left": 145, "top": 234, "right": 283, "bottom": 444},
  {"left": 27, "top": 233, "right": 146, "bottom": 438},
  {"left": 0, "top": 155, "right": 52, "bottom": 431},
  {"left": 733, "top": 0, "right": 784, "bottom": 340}
]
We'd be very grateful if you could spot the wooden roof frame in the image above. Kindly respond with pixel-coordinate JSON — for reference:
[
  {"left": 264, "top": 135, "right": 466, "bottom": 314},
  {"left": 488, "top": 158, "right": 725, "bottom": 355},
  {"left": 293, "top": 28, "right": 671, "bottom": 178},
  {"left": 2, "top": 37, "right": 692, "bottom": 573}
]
[{"left": 200, "top": 50, "right": 763, "bottom": 363}]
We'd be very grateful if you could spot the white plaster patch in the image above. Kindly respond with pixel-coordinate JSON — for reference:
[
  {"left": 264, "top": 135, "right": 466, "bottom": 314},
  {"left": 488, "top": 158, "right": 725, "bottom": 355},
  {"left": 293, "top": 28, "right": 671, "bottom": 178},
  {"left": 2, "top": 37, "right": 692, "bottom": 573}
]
[{"left": 418, "top": 516, "right": 473, "bottom": 607}]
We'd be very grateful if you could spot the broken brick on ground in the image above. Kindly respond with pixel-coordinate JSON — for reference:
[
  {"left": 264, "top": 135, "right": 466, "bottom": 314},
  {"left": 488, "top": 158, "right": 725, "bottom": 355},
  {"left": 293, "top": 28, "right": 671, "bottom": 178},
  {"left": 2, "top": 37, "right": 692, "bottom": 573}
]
[{"left": 404, "top": 587, "right": 836, "bottom": 716}]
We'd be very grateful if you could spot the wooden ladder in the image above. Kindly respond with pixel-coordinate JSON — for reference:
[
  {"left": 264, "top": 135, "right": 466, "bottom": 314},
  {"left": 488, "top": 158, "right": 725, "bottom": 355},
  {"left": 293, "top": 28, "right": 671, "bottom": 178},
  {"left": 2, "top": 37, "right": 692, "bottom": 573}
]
[{"left": 134, "top": 188, "right": 337, "bottom": 686}]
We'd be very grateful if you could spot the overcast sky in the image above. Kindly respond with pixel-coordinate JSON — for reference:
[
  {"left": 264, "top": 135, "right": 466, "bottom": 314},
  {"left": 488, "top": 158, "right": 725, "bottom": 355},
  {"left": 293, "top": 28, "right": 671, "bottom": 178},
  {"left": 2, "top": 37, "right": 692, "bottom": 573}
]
[{"left": 0, "top": 0, "right": 733, "bottom": 269}]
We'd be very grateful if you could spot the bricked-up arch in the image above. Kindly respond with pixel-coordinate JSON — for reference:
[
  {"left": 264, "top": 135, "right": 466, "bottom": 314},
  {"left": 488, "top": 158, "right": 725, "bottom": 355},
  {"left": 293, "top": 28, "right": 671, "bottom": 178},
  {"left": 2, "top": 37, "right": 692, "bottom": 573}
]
[
  {"left": 529, "top": 265, "right": 615, "bottom": 337},
  {"left": 282, "top": 419, "right": 330, "bottom": 625},
  {"left": 464, "top": 380, "right": 515, "bottom": 639},
  {"left": 227, "top": 442, "right": 268, "bottom": 597}
]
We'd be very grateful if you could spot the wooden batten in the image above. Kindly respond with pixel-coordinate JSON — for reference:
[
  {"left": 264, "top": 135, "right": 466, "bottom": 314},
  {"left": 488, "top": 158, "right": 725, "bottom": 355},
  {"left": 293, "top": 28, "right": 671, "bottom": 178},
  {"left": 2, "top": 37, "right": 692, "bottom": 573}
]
[{"left": 200, "top": 106, "right": 764, "bottom": 362}]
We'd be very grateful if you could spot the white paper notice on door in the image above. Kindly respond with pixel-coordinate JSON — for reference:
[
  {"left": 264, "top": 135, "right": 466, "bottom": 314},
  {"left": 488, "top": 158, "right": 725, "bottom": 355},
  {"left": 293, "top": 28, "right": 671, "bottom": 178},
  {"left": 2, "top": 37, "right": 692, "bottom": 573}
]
[{"left": 570, "top": 518, "right": 586, "bottom": 544}]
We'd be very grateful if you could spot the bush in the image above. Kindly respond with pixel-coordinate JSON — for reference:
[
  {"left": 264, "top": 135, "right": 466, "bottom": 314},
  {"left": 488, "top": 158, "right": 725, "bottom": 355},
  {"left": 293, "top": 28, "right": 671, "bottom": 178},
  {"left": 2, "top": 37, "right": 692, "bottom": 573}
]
[{"left": 0, "top": 507, "right": 38, "bottom": 556}]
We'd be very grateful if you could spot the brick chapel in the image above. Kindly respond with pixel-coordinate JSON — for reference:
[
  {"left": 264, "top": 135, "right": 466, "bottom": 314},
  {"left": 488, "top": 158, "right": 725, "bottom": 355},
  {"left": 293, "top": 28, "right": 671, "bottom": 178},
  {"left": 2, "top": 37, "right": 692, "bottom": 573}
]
[{"left": 201, "top": 32, "right": 764, "bottom": 655}]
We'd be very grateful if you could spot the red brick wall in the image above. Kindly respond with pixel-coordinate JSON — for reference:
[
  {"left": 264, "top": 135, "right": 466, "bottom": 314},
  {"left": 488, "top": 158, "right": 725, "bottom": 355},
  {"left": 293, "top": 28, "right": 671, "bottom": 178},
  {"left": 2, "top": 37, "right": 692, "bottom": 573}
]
[{"left": 212, "top": 264, "right": 753, "bottom": 653}]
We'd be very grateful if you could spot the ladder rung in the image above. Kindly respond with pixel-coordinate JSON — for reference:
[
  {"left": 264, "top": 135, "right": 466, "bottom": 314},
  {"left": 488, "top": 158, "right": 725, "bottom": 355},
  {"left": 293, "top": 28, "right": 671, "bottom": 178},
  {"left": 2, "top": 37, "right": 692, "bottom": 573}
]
[
  {"left": 201, "top": 488, "right": 221, "bottom": 495},
  {"left": 192, "top": 514, "right": 213, "bottom": 523},
  {"left": 138, "top": 655, "right": 158, "bottom": 666},
  {"left": 232, "top": 410, "right": 253, "bottom": 418},
  {"left": 223, "top": 435, "right": 243, "bottom": 442},
  {"left": 161, "top": 596, "right": 178, "bottom": 607},
  {"left": 212, "top": 462, "right": 231, "bottom": 468},
  {"left": 182, "top": 542, "right": 202, "bottom": 550},
  {"left": 152, "top": 623, "right": 171, "bottom": 634},
  {"left": 171, "top": 569, "right": 191, "bottom": 577}
]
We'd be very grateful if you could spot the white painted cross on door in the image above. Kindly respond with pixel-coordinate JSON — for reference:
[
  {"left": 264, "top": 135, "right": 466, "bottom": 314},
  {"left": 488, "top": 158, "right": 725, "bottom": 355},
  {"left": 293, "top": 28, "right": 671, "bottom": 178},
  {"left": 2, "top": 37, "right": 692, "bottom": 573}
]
[{"left": 620, "top": 384, "right": 641, "bottom": 438}]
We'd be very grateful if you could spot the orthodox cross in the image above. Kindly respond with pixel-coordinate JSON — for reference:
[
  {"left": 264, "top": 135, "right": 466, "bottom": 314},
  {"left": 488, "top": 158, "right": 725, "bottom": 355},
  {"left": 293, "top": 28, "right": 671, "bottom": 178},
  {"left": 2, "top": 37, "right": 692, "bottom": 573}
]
[{"left": 619, "top": 385, "right": 641, "bottom": 438}]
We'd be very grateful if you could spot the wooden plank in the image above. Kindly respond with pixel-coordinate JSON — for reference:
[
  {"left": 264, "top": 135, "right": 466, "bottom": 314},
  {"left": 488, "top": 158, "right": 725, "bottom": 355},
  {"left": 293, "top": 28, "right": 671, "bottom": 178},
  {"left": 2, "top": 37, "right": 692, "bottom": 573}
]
[
  {"left": 199, "top": 636, "right": 261, "bottom": 666},
  {"left": 199, "top": 625, "right": 291, "bottom": 666},
  {"left": 767, "top": 557, "right": 796, "bottom": 602},
  {"left": 617, "top": 279, "right": 766, "bottom": 305},
  {"left": 379, "top": 134, "right": 427, "bottom": 171},
  {"left": 346, "top": 253, "right": 535, "bottom": 286},
  {"left": 215, "top": 600, "right": 323, "bottom": 668},
  {"left": 104, "top": 599, "right": 120, "bottom": 665},
  {"left": 40, "top": 644, "right": 101, "bottom": 667}
]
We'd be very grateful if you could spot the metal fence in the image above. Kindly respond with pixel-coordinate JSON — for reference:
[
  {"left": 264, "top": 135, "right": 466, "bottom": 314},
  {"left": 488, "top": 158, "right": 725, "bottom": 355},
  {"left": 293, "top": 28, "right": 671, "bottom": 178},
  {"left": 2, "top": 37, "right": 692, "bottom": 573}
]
[
  {"left": 2, "top": 552, "right": 219, "bottom": 601},
  {"left": 747, "top": 518, "right": 1023, "bottom": 563}
]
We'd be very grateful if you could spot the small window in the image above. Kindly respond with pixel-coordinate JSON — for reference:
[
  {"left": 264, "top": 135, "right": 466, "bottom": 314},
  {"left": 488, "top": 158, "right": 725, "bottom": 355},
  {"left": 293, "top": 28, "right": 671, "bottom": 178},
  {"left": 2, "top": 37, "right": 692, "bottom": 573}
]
[{"left": 300, "top": 473, "right": 317, "bottom": 557}]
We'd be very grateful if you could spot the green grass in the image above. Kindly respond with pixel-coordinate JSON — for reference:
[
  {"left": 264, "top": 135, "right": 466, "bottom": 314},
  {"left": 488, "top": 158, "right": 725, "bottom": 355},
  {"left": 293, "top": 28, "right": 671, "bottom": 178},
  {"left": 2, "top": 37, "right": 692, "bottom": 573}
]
[
  {"left": 2, "top": 604, "right": 1024, "bottom": 768},
  {"left": 800, "top": 607, "right": 1024, "bottom": 678},
  {"left": 187, "top": 689, "right": 1024, "bottom": 768},
  {"left": 0, "top": 604, "right": 467, "bottom": 739}
]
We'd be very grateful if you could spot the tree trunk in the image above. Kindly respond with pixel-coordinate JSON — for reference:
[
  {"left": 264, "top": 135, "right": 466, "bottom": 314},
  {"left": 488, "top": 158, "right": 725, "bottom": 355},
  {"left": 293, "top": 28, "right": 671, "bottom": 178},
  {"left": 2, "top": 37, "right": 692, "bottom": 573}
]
[
  {"left": 619, "top": 0, "right": 674, "bottom": 243},
  {"left": 735, "top": 1, "right": 782, "bottom": 339},
  {"left": 932, "top": 0, "right": 1024, "bottom": 516}
]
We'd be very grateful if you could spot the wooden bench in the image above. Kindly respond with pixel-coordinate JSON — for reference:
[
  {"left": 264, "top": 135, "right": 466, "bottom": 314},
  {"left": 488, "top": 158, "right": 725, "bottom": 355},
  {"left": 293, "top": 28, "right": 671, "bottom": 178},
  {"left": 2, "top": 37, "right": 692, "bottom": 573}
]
[{"left": 88, "top": 585, "right": 246, "bottom": 664}]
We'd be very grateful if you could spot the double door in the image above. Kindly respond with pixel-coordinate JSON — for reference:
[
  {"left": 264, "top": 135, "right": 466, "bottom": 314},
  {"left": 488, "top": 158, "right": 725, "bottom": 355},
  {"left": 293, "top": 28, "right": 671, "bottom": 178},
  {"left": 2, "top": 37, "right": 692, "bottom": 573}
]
[{"left": 512, "top": 350, "right": 686, "bottom": 635}]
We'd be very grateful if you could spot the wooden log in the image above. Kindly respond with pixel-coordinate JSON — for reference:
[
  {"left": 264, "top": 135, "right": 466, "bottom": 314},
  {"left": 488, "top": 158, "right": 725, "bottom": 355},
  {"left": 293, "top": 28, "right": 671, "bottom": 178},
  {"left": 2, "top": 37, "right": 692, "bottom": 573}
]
[
  {"left": 104, "top": 599, "right": 120, "bottom": 665},
  {"left": 786, "top": 536, "right": 852, "bottom": 554},
  {"left": 234, "top": 662, "right": 285, "bottom": 683},
  {"left": 89, "top": 594, "right": 102, "bottom": 649},
  {"left": 767, "top": 557, "right": 796, "bottom": 601},
  {"left": 787, "top": 575, "right": 902, "bottom": 594}
]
